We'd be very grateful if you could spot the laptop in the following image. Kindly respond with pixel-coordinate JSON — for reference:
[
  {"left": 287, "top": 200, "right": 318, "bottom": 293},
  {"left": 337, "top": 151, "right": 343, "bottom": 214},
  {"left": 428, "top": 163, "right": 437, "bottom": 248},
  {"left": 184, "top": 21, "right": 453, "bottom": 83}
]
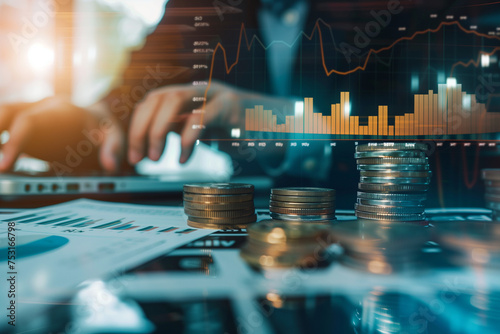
[{"left": 0, "top": 133, "right": 232, "bottom": 198}]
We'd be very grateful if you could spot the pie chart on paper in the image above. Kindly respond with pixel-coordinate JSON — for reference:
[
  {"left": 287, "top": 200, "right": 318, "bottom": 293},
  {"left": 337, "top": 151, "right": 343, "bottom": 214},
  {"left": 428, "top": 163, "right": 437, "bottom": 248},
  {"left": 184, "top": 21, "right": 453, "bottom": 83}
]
[{"left": 0, "top": 234, "right": 69, "bottom": 261}]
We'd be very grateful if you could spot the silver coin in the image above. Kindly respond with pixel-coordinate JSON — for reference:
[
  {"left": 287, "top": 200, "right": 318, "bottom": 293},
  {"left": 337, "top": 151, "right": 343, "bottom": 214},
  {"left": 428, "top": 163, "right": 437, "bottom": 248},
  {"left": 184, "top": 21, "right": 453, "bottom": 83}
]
[
  {"left": 271, "top": 194, "right": 336, "bottom": 203},
  {"left": 482, "top": 169, "right": 500, "bottom": 181},
  {"left": 359, "top": 176, "right": 431, "bottom": 185},
  {"left": 270, "top": 213, "right": 337, "bottom": 221},
  {"left": 360, "top": 170, "right": 432, "bottom": 178},
  {"left": 357, "top": 157, "right": 428, "bottom": 165},
  {"left": 269, "top": 201, "right": 335, "bottom": 209},
  {"left": 357, "top": 191, "right": 427, "bottom": 201},
  {"left": 358, "top": 164, "right": 430, "bottom": 171},
  {"left": 354, "top": 150, "right": 426, "bottom": 159},
  {"left": 355, "top": 203, "right": 425, "bottom": 214},
  {"left": 270, "top": 206, "right": 335, "bottom": 215},
  {"left": 271, "top": 187, "right": 336, "bottom": 197},
  {"left": 357, "top": 198, "right": 425, "bottom": 207},
  {"left": 356, "top": 143, "right": 428, "bottom": 152},
  {"left": 355, "top": 210, "right": 426, "bottom": 222},
  {"left": 358, "top": 183, "right": 429, "bottom": 193}
]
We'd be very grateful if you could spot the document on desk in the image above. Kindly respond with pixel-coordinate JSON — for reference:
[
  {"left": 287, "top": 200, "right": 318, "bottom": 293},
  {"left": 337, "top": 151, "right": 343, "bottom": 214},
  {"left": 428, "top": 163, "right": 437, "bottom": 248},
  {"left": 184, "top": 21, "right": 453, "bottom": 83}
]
[{"left": 0, "top": 199, "right": 213, "bottom": 306}]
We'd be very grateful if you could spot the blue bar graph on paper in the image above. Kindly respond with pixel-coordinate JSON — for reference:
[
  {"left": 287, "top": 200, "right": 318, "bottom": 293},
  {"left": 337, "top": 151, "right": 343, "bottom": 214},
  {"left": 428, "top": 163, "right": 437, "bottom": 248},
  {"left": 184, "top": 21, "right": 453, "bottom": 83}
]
[
  {"left": 17, "top": 216, "right": 52, "bottom": 224},
  {"left": 72, "top": 220, "right": 97, "bottom": 228},
  {"left": 54, "top": 217, "right": 89, "bottom": 226},
  {"left": 37, "top": 216, "right": 75, "bottom": 225},
  {"left": 92, "top": 220, "right": 123, "bottom": 229},
  {"left": 112, "top": 224, "right": 133, "bottom": 230}
]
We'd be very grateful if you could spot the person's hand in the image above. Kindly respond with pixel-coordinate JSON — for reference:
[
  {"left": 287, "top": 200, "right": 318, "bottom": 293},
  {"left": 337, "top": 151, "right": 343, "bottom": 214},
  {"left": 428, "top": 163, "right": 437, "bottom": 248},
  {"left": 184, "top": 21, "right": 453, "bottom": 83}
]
[
  {"left": 128, "top": 81, "right": 294, "bottom": 164},
  {"left": 0, "top": 97, "right": 125, "bottom": 173}
]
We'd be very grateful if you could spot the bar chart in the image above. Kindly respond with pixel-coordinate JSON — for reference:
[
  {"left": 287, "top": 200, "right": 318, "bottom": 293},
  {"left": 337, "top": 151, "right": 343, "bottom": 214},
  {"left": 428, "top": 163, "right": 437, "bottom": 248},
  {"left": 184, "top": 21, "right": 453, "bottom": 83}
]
[
  {"left": 245, "top": 81, "right": 499, "bottom": 136},
  {"left": 5, "top": 209, "right": 195, "bottom": 234}
]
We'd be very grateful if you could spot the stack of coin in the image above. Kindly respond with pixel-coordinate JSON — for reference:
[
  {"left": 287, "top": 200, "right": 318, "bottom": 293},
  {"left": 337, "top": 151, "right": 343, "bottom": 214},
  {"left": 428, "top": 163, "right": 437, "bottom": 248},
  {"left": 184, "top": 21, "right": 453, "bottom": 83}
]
[
  {"left": 355, "top": 143, "right": 431, "bottom": 223},
  {"left": 482, "top": 169, "right": 500, "bottom": 221},
  {"left": 269, "top": 187, "right": 336, "bottom": 223},
  {"left": 240, "top": 220, "right": 331, "bottom": 268},
  {"left": 332, "top": 219, "right": 429, "bottom": 274},
  {"left": 183, "top": 183, "right": 256, "bottom": 230}
]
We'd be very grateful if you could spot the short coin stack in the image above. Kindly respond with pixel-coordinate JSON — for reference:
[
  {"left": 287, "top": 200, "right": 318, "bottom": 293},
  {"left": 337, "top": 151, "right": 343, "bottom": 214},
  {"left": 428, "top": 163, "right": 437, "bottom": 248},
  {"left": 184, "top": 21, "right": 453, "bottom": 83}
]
[
  {"left": 269, "top": 187, "right": 336, "bottom": 223},
  {"left": 240, "top": 220, "right": 331, "bottom": 268},
  {"left": 482, "top": 169, "right": 500, "bottom": 221},
  {"left": 355, "top": 143, "right": 431, "bottom": 223},
  {"left": 183, "top": 183, "right": 256, "bottom": 230}
]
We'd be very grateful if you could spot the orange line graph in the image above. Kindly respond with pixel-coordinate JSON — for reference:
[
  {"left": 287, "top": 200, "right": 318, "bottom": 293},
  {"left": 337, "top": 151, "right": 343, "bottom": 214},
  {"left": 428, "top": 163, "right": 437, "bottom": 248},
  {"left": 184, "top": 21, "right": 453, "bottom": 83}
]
[
  {"left": 450, "top": 46, "right": 500, "bottom": 76},
  {"left": 201, "top": 19, "right": 500, "bottom": 125}
]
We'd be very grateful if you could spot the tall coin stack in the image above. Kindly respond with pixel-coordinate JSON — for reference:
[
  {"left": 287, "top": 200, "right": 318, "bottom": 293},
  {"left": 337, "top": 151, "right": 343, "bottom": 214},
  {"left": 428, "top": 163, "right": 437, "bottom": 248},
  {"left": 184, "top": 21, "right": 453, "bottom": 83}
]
[
  {"left": 482, "top": 169, "right": 500, "bottom": 221},
  {"left": 355, "top": 143, "right": 431, "bottom": 223},
  {"left": 183, "top": 183, "right": 257, "bottom": 230},
  {"left": 240, "top": 220, "right": 331, "bottom": 268},
  {"left": 269, "top": 187, "right": 336, "bottom": 223}
]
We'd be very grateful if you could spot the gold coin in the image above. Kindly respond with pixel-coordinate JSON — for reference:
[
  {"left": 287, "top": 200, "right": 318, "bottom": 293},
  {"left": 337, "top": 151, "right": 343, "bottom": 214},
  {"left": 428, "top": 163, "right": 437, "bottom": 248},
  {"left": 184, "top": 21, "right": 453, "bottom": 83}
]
[
  {"left": 187, "top": 214, "right": 257, "bottom": 225},
  {"left": 183, "top": 193, "right": 254, "bottom": 203},
  {"left": 184, "top": 201, "right": 254, "bottom": 211},
  {"left": 270, "top": 207, "right": 335, "bottom": 215},
  {"left": 184, "top": 208, "right": 255, "bottom": 218},
  {"left": 271, "top": 187, "right": 336, "bottom": 197},
  {"left": 183, "top": 183, "right": 254, "bottom": 195},
  {"left": 269, "top": 201, "right": 335, "bottom": 209},
  {"left": 270, "top": 194, "right": 335, "bottom": 203}
]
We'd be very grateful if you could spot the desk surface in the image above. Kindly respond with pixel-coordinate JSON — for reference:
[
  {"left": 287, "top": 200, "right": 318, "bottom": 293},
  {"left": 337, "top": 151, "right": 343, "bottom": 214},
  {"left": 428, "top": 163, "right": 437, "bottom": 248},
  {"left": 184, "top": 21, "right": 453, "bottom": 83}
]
[{"left": 4, "top": 205, "right": 498, "bottom": 334}]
